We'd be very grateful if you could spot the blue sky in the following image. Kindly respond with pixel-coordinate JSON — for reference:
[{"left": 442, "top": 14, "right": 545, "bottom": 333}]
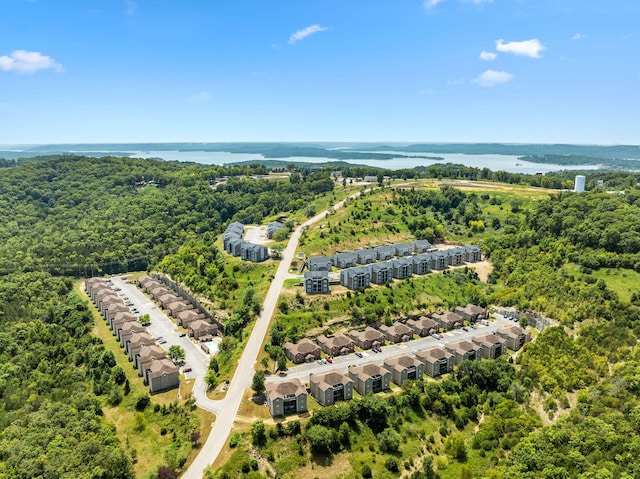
[{"left": 1, "top": 0, "right": 638, "bottom": 144}]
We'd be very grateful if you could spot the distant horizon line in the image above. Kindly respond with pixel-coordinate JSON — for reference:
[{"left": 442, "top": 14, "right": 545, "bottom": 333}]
[{"left": 2, "top": 141, "right": 639, "bottom": 148}]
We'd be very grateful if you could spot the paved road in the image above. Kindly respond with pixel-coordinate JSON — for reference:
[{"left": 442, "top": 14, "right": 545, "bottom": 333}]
[
  {"left": 181, "top": 189, "right": 370, "bottom": 479},
  {"left": 266, "top": 315, "right": 514, "bottom": 385}
]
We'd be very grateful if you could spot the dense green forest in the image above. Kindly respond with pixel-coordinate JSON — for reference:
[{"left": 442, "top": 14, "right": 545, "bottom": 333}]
[
  {"left": 5, "top": 154, "right": 640, "bottom": 478},
  {"left": 0, "top": 155, "right": 334, "bottom": 276},
  {"left": 0, "top": 156, "right": 337, "bottom": 478},
  {"left": 0, "top": 272, "right": 135, "bottom": 478}
]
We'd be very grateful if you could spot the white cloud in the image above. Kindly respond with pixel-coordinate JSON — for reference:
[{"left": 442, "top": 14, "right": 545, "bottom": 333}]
[
  {"left": 188, "top": 91, "right": 212, "bottom": 103},
  {"left": 424, "top": 0, "right": 446, "bottom": 9},
  {"left": 288, "top": 25, "right": 328, "bottom": 45},
  {"left": 473, "top": 69, "right": 513, "bottom": 87},
  {"left": 424, "top": 0, "right": 492, "bottom": 9},
  {"left": 480, "top": 51, "right": 497, "bottom": 61},
  {"left": 496, "top": 38, "right": 546, "bottom": 58},
  {"left": 447, "top": 78, "right": 465, "bottom": 86},
  {"left": 572, "top": 33, "right": 586, "bottom": 41},
  {"left": 0, "top": 50, "right": 63, "bottom": 73}
]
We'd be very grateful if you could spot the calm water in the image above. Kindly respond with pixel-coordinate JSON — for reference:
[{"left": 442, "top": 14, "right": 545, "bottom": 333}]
[{"left": 128, "top": 150, "right": 600, "bottom": 174}]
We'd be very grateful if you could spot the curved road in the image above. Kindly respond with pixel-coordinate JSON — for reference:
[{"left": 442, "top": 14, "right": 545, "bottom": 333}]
[{"left": 182, "top": 190, "right": 367, "bottom": 479}]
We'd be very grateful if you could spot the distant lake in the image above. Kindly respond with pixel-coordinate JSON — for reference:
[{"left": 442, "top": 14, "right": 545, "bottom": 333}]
[{"left": 128, "top": 150, "right": 600, "bottom": 174}]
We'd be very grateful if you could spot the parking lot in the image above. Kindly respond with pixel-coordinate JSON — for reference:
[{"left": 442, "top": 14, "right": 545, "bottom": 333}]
[
  {"left": 110, "top": 276, "right": 211, "bottom": 383},
  {"left": 266, "top": 314, "right": 514, "bottom": 384}
]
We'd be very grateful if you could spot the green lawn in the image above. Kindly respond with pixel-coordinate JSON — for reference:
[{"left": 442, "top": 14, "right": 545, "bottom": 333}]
[{"left": 571, "top": 266, "right": 640, "bottom": 303}]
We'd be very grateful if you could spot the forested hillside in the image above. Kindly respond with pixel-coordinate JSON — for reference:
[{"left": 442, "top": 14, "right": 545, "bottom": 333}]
[
  {"left": 5, "top": 154, "right": 640, "bottom": 478},
  {"left": 0, "top": 272, "right": 135, "bottom": 478},
  {"left": 0, "top": 156, "right": 339, "bottom": 477},
  {"left": 0, "top": 156, "right": 333, "bottom": 276},
  {"left": 218, "top": 185, "right": 640, "bottom": 479}
]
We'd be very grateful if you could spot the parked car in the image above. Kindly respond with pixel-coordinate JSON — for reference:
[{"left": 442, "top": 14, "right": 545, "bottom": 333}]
[
  {"left": 469, "top": 324, "right": 477, "bottom": 329},
  {"left": 317, "top": 360, "right": 323, "bottom": 365},
  {"left": 355, "top": 352, "right": 363, "bottom": 358},
  {"left": 432, "top": 333, "right": 440, "bottom": 340},
  {"left": 178, "top": 332, "right": 186, "bottom": 337},
  {"left": 326, "top": 357, "right": 333, "bottom": 363},
  {"left": 158, "top": 339, "right": 167, "bottom": 344},
  {"left": 462, "top": 327, "right": 469, "bottom": 332},
  {"left": 183, "top": 367, "right": 192, "bottom": 373},
  {"left": 372, "top": 348, "right": 379, "bottom": 353},
  {"left": 321, "top": 358, "right": 327, "bottom": 364}
]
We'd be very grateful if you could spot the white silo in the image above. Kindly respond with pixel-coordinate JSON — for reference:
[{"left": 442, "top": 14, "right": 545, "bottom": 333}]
[{"left": 574, "top": 175, "right": 586, "bottom": 193}]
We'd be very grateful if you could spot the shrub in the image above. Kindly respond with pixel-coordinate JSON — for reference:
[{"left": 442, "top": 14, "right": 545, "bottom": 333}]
[
  {"left": 385, "top": 457, "right": 399, "bottom": 472},
  {"left": 135, "top": 393, "right": 151, "bottom": 411},
  {"left": 378, "top": 428, "right": 401, "bottom": 453},
  {"left": 229, "top": 433, "right": 241, "bottom": 448}
]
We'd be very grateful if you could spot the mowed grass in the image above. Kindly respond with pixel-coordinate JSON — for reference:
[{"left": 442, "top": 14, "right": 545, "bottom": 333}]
[{"left": 76, "top": 282, "right": 215, "bottom": 478}]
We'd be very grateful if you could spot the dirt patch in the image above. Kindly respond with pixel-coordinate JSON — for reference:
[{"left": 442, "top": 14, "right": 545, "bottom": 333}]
[
  {"left": 296, "top": 452, "right": 353, "bottom": 479},
  {"left": 530, "top": 390, "right": 554, "bottom": 426},
  {"left": 469, "top": 260, "right": 493, "bottom": 282},
  {"left": 244, "top": 225, "right": 269, "bottom": 244}
]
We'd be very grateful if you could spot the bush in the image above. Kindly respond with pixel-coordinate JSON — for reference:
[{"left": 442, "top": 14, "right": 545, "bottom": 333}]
[
  {"left": 229, "top": 433, "right": 241, "bottom": 448},
  {"left": 445, "top": 434, "right": 467, "bottom": 462},
  {"left": 108, "top": 386, "right": 123, "bottom": 406},
  {"left": 306, "top": 425, "right": 335, "bottom": 455},
  {"left": 385, "top": 457, "right": 399, "bottom": 472},
  {"left": 135, "top": 394, "right": 151, "bottom": 411},
  {"left": 251, "top": 420, "right": 267, "bottom": 448},
  {"left": 362, "top": 464, "right": 372, "bottom": 478},
  {"left": 378, "top": 428, "right": 401, "bottom": 453}
]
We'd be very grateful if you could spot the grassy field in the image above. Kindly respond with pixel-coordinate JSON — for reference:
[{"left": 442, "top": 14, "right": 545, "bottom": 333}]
[
  {"left": 296, "top": 180, "right": 556, "bottom": 257},
  {"left": 297, "top": 188, "right": 414, "bottom": 257},
  {"left": 285, "top": 183, "right": 366, "bottom": 225},
  {"left": 565, "top": 264, "right": 640, "bottom": 304}
]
